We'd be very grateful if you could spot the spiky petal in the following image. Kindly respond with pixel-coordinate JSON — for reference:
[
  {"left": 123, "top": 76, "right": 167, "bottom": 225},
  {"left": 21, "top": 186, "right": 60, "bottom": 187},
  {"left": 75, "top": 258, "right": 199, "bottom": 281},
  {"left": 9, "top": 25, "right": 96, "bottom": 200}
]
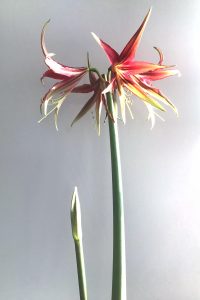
[
  {"left": 92, "top": 8, "right": 179, "bottom": 126},
  {"left": 40, "top": 20, "right": 88, "bottom": 129}
]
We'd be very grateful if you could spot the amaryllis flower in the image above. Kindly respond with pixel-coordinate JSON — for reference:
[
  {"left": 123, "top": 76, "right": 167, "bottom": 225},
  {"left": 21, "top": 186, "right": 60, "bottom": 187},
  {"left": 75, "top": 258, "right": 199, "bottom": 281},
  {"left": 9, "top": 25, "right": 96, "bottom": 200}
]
[
  {"left": 40, "top": 20, "right": 88, "bottom": 129},
  {"left": 92, "top": 8, "right": 180, "bottom": 127},
  {"left": 71, "top": 60, "right": 112, "bottom": 135}
]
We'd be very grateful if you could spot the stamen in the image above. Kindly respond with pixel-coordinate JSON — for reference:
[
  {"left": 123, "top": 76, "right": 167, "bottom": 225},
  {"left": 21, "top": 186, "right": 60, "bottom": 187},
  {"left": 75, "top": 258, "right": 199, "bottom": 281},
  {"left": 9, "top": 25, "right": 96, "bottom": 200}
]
[{"left": 123, "top": 87, "right": 134, "bottom": 119}]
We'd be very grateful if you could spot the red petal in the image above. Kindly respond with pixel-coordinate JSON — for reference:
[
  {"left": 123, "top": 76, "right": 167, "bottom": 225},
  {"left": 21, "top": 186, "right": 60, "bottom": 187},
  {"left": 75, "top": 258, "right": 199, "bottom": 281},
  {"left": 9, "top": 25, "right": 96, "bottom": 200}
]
[
  {"left": 121, "top": 75, "right": 166, "bottom": 111},
  {"left": 42, "top": 74, "right": 85, "bottom": 103},
  {"left": 119, "top": 8, "right": 152, "bottom": 63},
  {"left": 41, "top": 69, "right": 67, "bottom": 81},
  {"left": 118, "top": 61, "right": 166, "bottom": 75},
  {"left": 72, "top": 84, "right": 95, "bottom": 93},
  {"left": 140, "top": 69, "right": 180, "bottom": 81},
  {"left": 135, "top": 76, "right": 177, "bottom": 112},
  {"left": 42, "top": 80, "right": 68, "bottom": 104},
  {"left": 45, "top": 57, "right": 87, "bottom": 77},
  {"left": 41, "top": 20, "right": 87, "bottom": 77},
  {"left": 71, "top": 92, "right": 99, "bottom": 126},
  {"left": 91, "top": 32, "right": 119, "bottom": 64}
]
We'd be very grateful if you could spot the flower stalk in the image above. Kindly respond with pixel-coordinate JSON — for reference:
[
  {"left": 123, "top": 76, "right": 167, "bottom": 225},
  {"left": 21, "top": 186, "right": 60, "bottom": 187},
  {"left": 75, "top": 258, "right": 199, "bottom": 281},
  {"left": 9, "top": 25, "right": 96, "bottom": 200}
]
[
  {"left": 106, "top": 91, "right": 126, "bottom": 300},
  {"left": 71, "top": 187, "right": 88, "bottom": 300}
]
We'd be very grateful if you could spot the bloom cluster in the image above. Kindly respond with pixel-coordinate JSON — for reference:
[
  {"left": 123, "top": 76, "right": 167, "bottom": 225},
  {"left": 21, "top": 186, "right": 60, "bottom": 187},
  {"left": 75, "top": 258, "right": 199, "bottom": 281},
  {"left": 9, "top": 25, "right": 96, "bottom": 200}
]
[{"left": 40, "top": 9, "right": 179, "bottom": 133}]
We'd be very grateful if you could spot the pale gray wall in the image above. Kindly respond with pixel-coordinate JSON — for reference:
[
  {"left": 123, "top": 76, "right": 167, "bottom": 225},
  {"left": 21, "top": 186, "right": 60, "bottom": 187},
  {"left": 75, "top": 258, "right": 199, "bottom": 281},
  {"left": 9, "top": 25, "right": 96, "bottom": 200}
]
[{"left": 1, "top": 0, "right": 200, "bottom": 299}]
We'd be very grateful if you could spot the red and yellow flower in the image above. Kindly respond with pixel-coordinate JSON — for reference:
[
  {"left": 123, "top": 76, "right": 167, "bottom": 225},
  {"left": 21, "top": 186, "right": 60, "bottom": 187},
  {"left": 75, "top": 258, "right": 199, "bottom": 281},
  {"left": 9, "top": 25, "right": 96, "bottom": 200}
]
[
  {"left": 92, "top": 8, "right": 180, "bottom": 127},
  {"left": 40, "top": 9, "right": 179, "bottom": 131}
]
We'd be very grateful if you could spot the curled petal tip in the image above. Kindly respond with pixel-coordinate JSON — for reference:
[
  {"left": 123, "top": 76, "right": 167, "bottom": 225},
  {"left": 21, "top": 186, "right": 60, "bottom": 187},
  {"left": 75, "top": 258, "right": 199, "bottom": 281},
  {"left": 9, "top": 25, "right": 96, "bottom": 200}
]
[
  {"left": 42, "top": 19, "right": 51, "bottom": 30},
  {"left": 71, "top": 119, "right": 75, "bottom": 127},
  {"left": 144, "top": 7, "right": 152, "bottom": 22},
  {"left": 91, "top": 32, "right": 100, "bottom": 44},
  {"left": 153, "top": 46, "right": 164, "bottom": 65},
  {"left": 174, "top": 107, "right": 179, "bottom": 117},
  {"left": 147, "top": 7, "right": 152, "bottom": 18},
  {"left": 40, "top": 76, "right": 45, "bottom": 85},
  {"left": 41, "top": 20, "right": 51, "bottom": 57}
]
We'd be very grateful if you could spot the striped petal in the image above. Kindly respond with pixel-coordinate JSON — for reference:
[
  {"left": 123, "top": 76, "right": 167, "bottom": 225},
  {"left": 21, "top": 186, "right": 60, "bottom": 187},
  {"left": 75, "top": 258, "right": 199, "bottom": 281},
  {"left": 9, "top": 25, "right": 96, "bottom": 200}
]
[
  {"left": 41, "top": 74, "right": 85, "bottom": 116},
  {"left": 45, "top": 57, "right": 87, "bottom": 77},
  {"left": 42, "top": 74, "right": 84, "bottom": 103},
  {"left": 117, "top": 61, "right": 168, "bottom": 75},
  {"left": 72, "top": 84, "right": 94, "bottom": 93},
  {"left": 122, "top": 75, "right": 166, "bottom": 111},
  {"left": 42, "top": 79, "right": 68, "bottom": 104},
  {"left": 91, "top": 32, "right": 119, "bottom": 64},
  {"left": 119, "top": 8, "right": 152, "bottom": 63},
  {"left": 140, "top": 69, "right": 180, "bottom": 81},
  {"left": 41, "top": 20, "right": 87, "bottom": 77},
  {"left": 41, "top": 69, "right": 67, "bottom": 81},
  {"left": 135, "top": 76, "right": 178, "bottom": 113}
]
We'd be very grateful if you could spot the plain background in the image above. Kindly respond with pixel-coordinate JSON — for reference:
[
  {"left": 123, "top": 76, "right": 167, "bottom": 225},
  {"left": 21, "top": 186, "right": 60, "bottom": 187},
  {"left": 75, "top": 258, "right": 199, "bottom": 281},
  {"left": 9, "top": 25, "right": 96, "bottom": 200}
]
[{"left": 1, "top": 0, "right": 200, "bottom": 299}]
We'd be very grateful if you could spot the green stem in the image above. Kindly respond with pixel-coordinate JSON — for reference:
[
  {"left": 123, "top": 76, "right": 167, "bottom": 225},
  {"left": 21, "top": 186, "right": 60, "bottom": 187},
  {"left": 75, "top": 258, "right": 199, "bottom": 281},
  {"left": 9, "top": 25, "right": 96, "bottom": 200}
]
[
  {"left": 71, "top": 187, "right": 88, "bottom": 300},
  {"left": 89, "top": 67, "right": 105, "bottom": 82},
  {"left": 106, "top": 92, "right": 127, "bottom": 300},
  {"left": 74, "top": 240, "right": 87, "bottom": 300}
]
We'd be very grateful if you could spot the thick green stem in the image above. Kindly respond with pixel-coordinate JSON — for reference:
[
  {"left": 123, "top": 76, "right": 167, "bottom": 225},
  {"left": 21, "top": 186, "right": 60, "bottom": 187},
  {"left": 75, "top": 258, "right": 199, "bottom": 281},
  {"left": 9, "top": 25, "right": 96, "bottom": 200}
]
[
  {"left": 74, "top": 240, "right": 87, "bottom": 300},
  {"left": 106, "top": 92, "right": 127, "bottom": 300}
]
